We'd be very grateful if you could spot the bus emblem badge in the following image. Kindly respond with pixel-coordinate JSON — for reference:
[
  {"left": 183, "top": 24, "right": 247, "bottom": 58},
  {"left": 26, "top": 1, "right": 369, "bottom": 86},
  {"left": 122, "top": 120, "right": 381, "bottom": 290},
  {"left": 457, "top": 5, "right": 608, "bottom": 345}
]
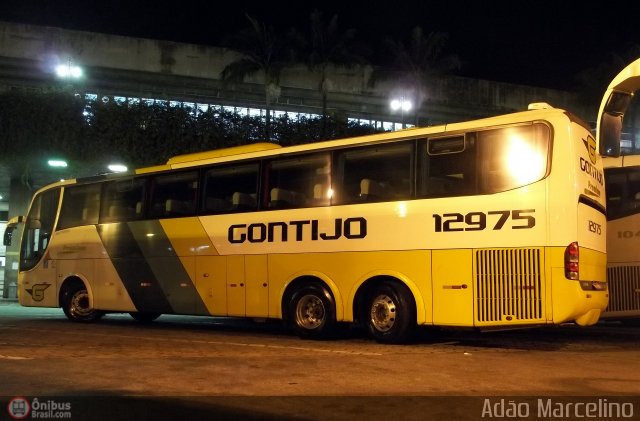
[
  {"left": 582, "top": 135, "right": 597, "bottom": 164},
  {"left": 25, "top": 283, "right": 51, "bottom": 302}
]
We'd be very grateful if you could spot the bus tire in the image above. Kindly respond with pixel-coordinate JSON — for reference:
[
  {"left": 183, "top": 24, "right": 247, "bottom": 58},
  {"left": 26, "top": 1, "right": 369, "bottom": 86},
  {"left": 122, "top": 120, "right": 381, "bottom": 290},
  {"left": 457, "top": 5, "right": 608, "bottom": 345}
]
[
  {"left": 287, "top": 284, "right": 336, "bottom": 340},
  {"left": 61, "top": 285, "right": 103, "bottom": 322},
  {"left": 129, "top": 312, "right": 161, "bottom": 323},
  {"left": 365, "top": 281, "right": 415, "bottom": 344}
]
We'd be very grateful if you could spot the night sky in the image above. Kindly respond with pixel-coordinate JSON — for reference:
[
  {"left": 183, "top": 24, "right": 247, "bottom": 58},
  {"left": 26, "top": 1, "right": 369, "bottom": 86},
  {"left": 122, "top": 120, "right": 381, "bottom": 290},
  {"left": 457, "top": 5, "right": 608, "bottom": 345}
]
[{"left": 1, "top": 0, "right": 639, "bottom": 90}]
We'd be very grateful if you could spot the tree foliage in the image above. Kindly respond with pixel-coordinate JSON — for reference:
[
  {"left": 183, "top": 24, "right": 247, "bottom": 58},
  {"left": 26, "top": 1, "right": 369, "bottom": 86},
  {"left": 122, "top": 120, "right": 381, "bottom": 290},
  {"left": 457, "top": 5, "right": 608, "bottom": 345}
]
[
  {"left": 0, "top": 91, "right": 381, "bottom": 180},
  {"left": 0, "top": 91, "right": 85, "bottom": 163}
]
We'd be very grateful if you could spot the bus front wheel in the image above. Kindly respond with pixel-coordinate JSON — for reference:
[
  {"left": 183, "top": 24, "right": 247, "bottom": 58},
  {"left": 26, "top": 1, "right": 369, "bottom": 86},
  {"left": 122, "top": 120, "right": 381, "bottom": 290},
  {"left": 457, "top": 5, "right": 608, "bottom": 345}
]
[
  {"left": 61, "top": 285, "right": 103, "bottom": 322},
  {"left": 287, "top": 284, "right": 336, "bottom": 340},
  {"left": 365, "top": 282, "right": 415, "bottom": 344}
]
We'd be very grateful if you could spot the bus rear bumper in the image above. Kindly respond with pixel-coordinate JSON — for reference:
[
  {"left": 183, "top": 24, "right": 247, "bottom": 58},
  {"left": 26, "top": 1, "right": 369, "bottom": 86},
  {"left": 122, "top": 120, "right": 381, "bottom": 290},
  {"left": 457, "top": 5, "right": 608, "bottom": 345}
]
[
  {"left": 570, "top": 289, "right": 608, "bottom": 326},
  {"left": 552, "top": 280, "right": 608, "bottom": 326},
  {"left": 574, "top": 308, "right": 602, "bottom": 326}
]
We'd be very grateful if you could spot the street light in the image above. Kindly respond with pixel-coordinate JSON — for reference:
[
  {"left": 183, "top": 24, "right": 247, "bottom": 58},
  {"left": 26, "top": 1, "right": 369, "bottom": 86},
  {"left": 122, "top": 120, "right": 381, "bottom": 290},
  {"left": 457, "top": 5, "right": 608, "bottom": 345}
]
[
  {"left": 47, "top": 159, "right": 68, "bottom": 168},
  {"left": 107, "top": 164, "right": 128, "bottom": 173},
  {"left": 390, "top": 97, "right": 412, "bottom": 129},
  {"left": 55, "top": 59, "right": 83, "bottom": 80}
]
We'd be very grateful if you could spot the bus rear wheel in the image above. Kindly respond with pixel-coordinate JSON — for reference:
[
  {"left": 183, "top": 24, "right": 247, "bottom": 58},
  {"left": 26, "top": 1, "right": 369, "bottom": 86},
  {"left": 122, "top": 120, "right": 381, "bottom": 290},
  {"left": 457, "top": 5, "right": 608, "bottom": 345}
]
[
  {"left": 129, "top": 312, "right": 161, "bottom": 323},
  {"left": 287, "top": 284, "right": 336, "bottom": 340},
  {"left": 61, "top": 285, "right": 103, "bottom": 322},
  {"left": 365, "top": 282, "right": 415, "bottom": 344}
]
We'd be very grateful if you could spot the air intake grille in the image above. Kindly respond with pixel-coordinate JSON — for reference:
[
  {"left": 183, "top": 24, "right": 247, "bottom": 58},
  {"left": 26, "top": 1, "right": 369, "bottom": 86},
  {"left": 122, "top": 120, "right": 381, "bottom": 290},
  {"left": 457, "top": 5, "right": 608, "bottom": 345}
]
[
  {"left": 476, "top": 248, "right": 543, "bottom": 323},
  {"left": 605, "top": 266, "right": 640, "bottom": 313}
]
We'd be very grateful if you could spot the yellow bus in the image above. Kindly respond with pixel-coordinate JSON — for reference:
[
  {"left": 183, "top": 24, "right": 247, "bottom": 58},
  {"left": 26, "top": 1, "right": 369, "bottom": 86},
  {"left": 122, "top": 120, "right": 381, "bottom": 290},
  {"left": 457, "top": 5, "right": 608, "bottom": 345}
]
[
  {"left": 596, "top": 57, "right": 640, "bottom": 322},
  {"left": 5, "top": 96, "right": 622, "bottom": 343}
]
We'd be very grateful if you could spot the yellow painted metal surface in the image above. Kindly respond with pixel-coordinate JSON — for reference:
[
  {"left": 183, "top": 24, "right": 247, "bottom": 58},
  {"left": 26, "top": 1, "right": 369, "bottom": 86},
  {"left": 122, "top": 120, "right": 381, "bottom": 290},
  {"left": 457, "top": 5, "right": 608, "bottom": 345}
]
[
  {"left": 195, "top": 256, "right": 227, "bottom": 315},
  {"left": 432, "top": 249, "right": 473, "bottom": 325},
  {"left": 160, "top": 218, "right": 218, "bottom": 256},
  {"left": 245, "top": 255, "right": 269, "bottom": 317},
  {"left": 226, "top": 255, "right": 245, "bottom": 316}
]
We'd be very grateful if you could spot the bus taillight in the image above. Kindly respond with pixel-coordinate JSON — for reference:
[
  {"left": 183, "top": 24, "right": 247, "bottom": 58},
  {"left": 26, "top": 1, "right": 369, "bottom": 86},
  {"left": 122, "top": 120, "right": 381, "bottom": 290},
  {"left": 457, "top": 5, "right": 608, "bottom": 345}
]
[{"left": 564, "top": 241, "right": 579, "bottom": 280}]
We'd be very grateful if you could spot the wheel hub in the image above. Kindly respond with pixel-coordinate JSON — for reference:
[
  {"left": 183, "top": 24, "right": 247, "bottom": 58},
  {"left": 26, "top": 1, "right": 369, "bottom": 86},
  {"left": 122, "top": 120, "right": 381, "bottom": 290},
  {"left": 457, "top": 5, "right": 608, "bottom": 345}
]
[
  {"left": 295, "top": 294, "right": 325, "bottom": 330},
  {"left": 370, "top": 294, "right": 396, "bottom": 332},
  {"left": 70, "top": 290, "right": 92, "bottom": 317}
]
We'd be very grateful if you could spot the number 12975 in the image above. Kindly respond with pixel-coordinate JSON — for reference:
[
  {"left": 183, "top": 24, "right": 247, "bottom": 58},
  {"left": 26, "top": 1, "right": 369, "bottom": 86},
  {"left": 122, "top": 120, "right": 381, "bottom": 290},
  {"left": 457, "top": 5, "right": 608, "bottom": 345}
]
[{"left": 433, "top": 210, "right": 535, "bottom": 232}]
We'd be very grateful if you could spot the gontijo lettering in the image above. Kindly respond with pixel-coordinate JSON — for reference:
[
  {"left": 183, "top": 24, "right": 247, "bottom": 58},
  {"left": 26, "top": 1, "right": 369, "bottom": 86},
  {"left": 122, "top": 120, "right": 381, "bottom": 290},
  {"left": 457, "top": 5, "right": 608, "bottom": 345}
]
[
  {"left": 228, "top": 217, "right": 367, "bottom": 243},
  {"left": 580, "top": 157, "right": 604, "bottom": 185}
]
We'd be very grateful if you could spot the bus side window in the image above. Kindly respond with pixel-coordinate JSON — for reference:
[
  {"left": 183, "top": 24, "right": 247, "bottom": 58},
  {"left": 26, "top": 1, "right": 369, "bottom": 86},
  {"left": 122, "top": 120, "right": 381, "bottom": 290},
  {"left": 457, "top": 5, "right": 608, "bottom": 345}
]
[
  {"left": 604, "top": 170, "right": 626, "bottom": 220},
  {"left": 232, "top": 192, "right": 257, "bottom": 211},
  {"left": 311, "top": 179, "right": 331, "bottom": 206},
  {"left": 100, "top": 178, "right": 147, "bottom": 222},
  {"left": 57, "top": 183, "right": 101, "bottom": 230},
  {"left": 335, "top": 142, "right": 413, "bottom": 204},
  {"left": 419, "top": 136, "right": 475, "bottom": 198},
  {"left": 203, "top": 162, "right": 260, "bottom": 214},
  {"left": 627, "top": 170, "right": 640, "bottom": 212},
  {"left": 149, "top": 171, "right": 199, "bottom": 218},
  {"left": 359, "top": 178, "right": 392, "bottom": 201},
  {"left": 268, "top": 188, "right": 307, "bottom": 208},
  {"left": 631, "top": 192, "right": 640, "bottom": 211},
  {"left": 265, "top": 152, "right": 331, "bottom": 209}
]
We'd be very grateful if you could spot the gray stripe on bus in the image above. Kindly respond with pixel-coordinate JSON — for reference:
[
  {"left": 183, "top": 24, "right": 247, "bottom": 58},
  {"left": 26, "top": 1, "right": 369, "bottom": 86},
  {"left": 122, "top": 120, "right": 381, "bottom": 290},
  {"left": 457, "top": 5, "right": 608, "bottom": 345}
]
[
  {"left": 128, "top": 220, "right": 209, "bottom": 315},
  {"left": 97, "top": 222, "right": 174, "bottom": 313}
]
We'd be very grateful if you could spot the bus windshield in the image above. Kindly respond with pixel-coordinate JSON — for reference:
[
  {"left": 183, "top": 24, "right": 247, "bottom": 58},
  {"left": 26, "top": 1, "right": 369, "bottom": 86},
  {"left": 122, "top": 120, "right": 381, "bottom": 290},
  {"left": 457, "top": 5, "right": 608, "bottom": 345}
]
[{"left": 20, "top": 188, "right": 60, "bottom": 271}]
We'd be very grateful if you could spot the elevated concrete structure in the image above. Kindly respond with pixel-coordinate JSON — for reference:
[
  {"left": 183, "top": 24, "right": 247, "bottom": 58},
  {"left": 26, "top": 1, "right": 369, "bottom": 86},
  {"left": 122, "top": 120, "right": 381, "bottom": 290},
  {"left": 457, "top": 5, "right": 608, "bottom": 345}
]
[{"left": 0, "top": 20, "right": 585, "bottom": 125}]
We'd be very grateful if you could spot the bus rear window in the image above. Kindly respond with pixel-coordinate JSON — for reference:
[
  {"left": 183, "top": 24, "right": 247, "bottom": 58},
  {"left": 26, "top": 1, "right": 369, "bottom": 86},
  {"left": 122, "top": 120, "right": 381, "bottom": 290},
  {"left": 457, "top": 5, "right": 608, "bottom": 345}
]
[{"left": 477, "top": 123, "right": 550, "bottom": 193}]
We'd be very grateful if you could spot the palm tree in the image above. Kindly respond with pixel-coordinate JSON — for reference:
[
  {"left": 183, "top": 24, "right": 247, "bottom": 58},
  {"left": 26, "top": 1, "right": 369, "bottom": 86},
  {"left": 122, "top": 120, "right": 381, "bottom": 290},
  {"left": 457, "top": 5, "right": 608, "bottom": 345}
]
[
  {"left": 306, "top": 9, "right": 369, "bottom": 138},
  {"left": 220, "top": 15, "right": 302, "bottom": 141},
  {"left": 369, "top": 27, "right": 461, "bottom": 127}
]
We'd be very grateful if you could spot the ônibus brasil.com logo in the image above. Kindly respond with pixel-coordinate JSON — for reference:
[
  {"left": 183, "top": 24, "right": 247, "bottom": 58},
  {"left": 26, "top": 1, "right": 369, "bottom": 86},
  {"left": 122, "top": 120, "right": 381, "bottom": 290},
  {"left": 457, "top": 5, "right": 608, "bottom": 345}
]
[
  {"left": 7, "top": 397, "right": 30, "bottom": 419},
  {"left": 6, "top": 396, "right": 72, "bottom": 419}
]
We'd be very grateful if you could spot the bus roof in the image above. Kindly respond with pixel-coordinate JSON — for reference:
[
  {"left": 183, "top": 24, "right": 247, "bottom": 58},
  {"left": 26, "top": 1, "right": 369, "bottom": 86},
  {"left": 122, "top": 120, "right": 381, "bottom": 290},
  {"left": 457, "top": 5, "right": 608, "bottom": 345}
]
[{"left": 166, "top": 142, "right": 282, "bottom": 165}]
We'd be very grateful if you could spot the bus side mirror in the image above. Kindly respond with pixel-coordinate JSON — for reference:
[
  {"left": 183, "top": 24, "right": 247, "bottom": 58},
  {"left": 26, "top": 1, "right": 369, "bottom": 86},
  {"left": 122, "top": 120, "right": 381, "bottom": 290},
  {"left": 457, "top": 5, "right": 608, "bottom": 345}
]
[
  {"left": 596, "top": 57, "right": 640, "bottom": 157},
  {"left": 597, "top": 92, "right": 630, "bottom": 157},
  {"left": 3, "top": 215, "right": 25, "bottom": 247},
  {"left": 598, "top": 111, "right": 622, "bottom": 157}
]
